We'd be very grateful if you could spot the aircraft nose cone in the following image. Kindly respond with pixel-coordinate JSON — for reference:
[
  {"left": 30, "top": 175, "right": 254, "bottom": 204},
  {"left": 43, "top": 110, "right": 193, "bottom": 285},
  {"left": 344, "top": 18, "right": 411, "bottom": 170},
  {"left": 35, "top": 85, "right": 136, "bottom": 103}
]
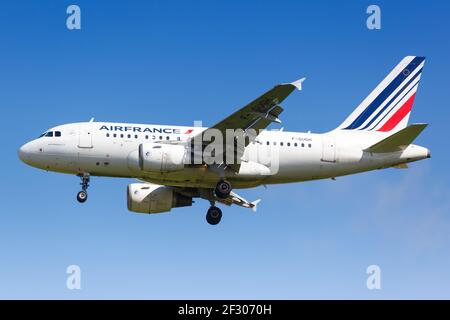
[{"left": 18, "top": 143, "right": 31, "bottom": 164}]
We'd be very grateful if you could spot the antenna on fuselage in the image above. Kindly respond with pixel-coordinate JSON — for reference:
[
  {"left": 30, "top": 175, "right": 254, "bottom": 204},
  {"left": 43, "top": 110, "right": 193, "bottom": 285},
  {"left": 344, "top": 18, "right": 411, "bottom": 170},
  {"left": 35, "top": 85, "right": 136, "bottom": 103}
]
[{"left": 89, "top": 117, "right": 95, "bottom": 123}]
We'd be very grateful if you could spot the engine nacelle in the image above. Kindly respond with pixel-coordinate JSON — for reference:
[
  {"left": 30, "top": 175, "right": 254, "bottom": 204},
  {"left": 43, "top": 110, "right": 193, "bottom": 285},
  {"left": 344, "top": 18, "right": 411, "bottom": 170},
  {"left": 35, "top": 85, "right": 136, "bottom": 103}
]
[
  {"left": 138, "top": 143, "right": 186, "bottom": 172},
  {"left": 127, "top": 183, "right": 192, "bottom": 214}
]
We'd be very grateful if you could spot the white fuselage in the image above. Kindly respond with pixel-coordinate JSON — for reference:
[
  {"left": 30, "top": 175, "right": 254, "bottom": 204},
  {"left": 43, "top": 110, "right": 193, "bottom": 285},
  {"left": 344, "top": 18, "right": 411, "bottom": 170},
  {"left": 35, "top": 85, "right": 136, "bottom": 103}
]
[{"left": 18, "top": 121, "right": 430, "bottom": 189}]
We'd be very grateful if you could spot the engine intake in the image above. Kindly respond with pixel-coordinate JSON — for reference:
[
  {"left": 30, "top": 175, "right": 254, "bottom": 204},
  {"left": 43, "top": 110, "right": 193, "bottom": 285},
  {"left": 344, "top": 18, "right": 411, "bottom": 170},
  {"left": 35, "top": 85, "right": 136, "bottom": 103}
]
[
  {"left": 127, "top": 183, "right": 192, "bottom": 214},
  {"left": 138, "top": 143, "right": 186, "bottom": 172}
]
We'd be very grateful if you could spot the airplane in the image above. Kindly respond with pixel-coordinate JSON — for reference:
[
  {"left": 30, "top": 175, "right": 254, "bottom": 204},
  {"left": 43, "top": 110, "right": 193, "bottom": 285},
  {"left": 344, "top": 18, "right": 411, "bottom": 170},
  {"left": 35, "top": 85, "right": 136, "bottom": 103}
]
[{"left": 18, "top": 56, "right": 430, "bottom": 225}]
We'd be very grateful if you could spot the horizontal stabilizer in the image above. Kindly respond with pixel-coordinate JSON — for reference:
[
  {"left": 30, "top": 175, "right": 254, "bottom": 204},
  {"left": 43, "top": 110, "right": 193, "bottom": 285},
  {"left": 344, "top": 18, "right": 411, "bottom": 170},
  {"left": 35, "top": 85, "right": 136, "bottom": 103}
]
[{"left": 365, "top": 123, "right": 428, "bottom": 153}]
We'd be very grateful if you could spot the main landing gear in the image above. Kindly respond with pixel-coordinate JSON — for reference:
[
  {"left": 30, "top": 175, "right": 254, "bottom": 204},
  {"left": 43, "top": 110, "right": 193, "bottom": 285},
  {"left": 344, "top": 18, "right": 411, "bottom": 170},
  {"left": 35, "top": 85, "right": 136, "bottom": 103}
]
[
  {"left": 76, "top": 173, "right": 90, "bottom": 203},
  {"left": 214, "top": 179, "right": 232, "bottom": 199},
  {"left": 206, "top": 205, "right": 222, "bottom": 225},
  {"left": 205, "top": 180, "right": 232, "bottom": 225}
]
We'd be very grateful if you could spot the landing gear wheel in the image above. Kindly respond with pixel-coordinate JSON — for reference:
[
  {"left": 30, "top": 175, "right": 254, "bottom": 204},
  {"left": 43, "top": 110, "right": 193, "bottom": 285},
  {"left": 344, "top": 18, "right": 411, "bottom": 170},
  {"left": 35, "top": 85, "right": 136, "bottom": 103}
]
[
  {"left": 206, "top": 206, "right": 222, "bottom": 225},
  {"left": 77, "top": 173, "right": 90, "bottom": 203},
  {"left": 214, "top": 180, "right": 232, "bottom": 199},
  {"left": 77, "top": 190, "right": 88, "bottom": 203}
]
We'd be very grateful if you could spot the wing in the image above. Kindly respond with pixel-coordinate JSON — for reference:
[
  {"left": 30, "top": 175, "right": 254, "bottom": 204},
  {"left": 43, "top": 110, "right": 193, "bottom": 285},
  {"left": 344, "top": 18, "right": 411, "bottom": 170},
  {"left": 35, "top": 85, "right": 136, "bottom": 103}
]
[
  {"left": 170, "top": 186, "right": 261, "bottom": 212},
  {"left": 216, "top": 191, "right": 261, "bottom": 212},
  {"left": 190, "top": 78, "right": 305, "bottom": 167}
]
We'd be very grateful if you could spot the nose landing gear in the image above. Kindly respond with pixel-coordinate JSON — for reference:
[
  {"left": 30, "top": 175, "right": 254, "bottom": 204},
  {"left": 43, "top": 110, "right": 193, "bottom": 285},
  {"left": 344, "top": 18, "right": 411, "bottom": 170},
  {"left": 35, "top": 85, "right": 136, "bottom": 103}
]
[{"left": 76, "top": 173, "right": 90, "bottom": 203}]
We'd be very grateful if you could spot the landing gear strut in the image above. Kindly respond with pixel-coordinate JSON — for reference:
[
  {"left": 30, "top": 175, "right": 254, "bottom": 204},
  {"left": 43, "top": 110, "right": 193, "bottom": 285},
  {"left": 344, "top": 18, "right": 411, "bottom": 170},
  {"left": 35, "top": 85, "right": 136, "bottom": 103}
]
[
  {"left": 76, "top": 173, "right": 90, "bottom": 203},
  {"left": 206, "top": 205, "right": 222, "bottom": 225},
  {"left": 214, "top": 180, "right": 232, "bottom": 199}
]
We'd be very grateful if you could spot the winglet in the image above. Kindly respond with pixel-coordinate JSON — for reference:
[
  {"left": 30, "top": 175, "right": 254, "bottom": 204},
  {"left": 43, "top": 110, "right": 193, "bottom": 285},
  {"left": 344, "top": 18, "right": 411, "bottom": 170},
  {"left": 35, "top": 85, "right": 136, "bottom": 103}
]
[
  {"left": 250, "top": 199, "right": 261, "bottom": 213},
  {"left": 290, "top": 77, "right": 306, "bottom": 91}
]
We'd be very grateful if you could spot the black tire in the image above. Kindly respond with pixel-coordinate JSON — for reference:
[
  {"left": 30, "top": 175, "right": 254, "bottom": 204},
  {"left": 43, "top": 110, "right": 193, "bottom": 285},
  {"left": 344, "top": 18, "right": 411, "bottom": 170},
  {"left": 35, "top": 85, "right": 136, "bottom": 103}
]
[
  {"left": 214, "top": 180, "right": 232, "bottom": 199},
  {"left": 206, "top": 206, "right": 222, "bottom": 225},
  {"left": 77, "top": 191, "right": 88, "bottom": 203}
]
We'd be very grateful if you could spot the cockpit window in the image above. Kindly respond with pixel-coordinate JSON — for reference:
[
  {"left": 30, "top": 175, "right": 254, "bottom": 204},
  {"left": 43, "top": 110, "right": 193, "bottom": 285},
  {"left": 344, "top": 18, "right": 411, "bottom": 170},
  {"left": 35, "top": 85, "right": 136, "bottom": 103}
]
[{"left": 39, "top": 131, "right": 61, "bottom": 138}]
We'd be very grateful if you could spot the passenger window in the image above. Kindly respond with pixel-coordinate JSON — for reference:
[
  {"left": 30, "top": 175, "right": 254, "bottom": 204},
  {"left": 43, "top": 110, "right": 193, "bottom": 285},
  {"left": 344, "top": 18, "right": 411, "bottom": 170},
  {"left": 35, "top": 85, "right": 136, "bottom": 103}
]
[
  {"left": 308, "top": 144, "right": 312, "bottom": 148},
  {"left": 159, "top": 136, "right": 162, "bottom": 140},
  {"left": 177, "top": 137, "right": 181, "bottom": 141},
  {"left": 266, "top": 141, "right": 270, "bottom": 145},
  {"left": 166, "top": 136, "right": 170, "bottom": 140},
  {"left": 120, "top": 134, "right": 124, "bottom": 138},
  {"left": 113, "top": 134, "right": 117, "bottom": 138},
  {"left": 294, "top": 143, "right": 298, "bottom": 147},
  {"left": 280, "top": 142, "right": 284, "bottom": 146},
  {"left": 127, "top": 134, "right": 131, "bottom": 139},
  {"left": 106, "top": 133, "right": 110, "bottom": 138},
  {"left": 145, "top": 135, "right": 149, "bottom": 140},
  {"left": 301, "top": 143, "right": 305, "bottom": 148},
  {"left": 287, "top": 142, "right": 290, "bottom": 147},
  {"left": 135, "top": 135, "right": 138, "bottom": 139},
  {"left": 273, "top": 142, "right": 276, "bottom": 146}
]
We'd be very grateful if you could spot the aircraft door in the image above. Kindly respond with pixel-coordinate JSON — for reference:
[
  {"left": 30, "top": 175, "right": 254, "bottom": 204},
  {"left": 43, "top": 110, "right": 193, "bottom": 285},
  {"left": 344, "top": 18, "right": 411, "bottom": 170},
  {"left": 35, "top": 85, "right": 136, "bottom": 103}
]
[
  {"left": 78, "top": 123, "right": 93, "bottom": 148},
  {"left": 321, "top": 135, "right": 336, "bottom": 162}
]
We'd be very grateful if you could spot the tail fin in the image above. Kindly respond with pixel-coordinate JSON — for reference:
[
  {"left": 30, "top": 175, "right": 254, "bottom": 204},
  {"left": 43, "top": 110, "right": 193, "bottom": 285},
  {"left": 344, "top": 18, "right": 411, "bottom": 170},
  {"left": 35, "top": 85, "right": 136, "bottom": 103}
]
[{"left": 337, "top": 56, "right": 425, "bottom": 133}]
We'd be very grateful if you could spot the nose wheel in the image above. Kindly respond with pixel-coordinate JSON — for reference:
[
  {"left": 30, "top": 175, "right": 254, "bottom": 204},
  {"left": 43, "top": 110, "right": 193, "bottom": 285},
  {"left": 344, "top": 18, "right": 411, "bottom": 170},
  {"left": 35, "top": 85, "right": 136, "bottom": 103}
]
[
  {"left": 214, "top": 180, "right": 232, "bottom": 199},
  {"left": 76, "top": 173, "right": 90, "bottom": 203},
  {"left": 77, "top": 190, "right": 88, "bottom": 203},
  {"left": 206, "top": 206, "right": 222, "bottom": 225}
]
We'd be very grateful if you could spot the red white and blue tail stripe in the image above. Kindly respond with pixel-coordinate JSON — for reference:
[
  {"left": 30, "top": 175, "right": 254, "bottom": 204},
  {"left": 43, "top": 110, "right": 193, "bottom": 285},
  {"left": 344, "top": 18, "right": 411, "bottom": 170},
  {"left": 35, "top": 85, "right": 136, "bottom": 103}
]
[{"left": 337, "top": 56, "right": 425, "bottom": 133}]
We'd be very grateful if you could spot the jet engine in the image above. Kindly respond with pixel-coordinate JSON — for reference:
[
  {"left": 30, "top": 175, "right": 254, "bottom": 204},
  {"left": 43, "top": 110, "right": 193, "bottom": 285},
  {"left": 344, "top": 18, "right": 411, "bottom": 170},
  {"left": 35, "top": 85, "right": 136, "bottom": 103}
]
[
  {"left": 138, "top": 143, "right": 186, "bottom": 172},
  {"left": 127, "top": 183, "right": 192, "bottom": 214}
]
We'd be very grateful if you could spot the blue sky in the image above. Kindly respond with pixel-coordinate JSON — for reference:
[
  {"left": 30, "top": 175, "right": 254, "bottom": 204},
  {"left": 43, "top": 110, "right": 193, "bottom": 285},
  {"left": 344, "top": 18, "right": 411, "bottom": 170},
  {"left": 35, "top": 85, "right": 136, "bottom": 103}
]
[{"left": 1, "top": 0, "right": 449, "bottom": 299}]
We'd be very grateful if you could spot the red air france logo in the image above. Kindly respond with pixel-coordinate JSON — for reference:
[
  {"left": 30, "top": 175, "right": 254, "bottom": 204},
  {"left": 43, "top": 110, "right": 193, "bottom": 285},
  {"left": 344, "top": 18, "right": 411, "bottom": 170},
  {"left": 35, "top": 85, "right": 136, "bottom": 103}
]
[{"left": 184, "top": 129, "right": 193, "bottom": 134}]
